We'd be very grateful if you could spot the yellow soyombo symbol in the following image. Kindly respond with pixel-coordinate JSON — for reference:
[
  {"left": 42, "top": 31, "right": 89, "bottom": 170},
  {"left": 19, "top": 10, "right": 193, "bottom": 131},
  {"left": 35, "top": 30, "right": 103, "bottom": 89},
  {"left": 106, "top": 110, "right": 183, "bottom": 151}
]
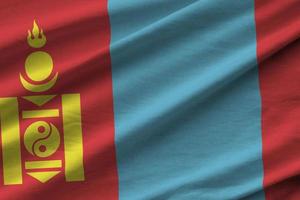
[
  {"left": 0, "top": 20, "right": 85, "bottom": 185},
  {"left": 20, "top": 21, "right": 58, "bottom": 93}
]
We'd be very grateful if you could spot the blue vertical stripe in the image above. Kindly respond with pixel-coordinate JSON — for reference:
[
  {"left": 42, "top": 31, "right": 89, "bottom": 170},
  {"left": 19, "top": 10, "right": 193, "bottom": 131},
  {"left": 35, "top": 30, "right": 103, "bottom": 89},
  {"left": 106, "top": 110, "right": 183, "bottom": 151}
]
[{"left": 109, "top": 0, "right": 264, "bottom": 199}]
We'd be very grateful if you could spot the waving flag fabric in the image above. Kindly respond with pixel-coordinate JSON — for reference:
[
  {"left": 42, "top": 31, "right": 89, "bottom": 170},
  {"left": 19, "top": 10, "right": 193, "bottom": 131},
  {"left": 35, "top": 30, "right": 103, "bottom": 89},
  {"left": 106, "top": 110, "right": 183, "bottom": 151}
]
[{"left": 0, "top": 0, "right": 299, "bottom": 199}]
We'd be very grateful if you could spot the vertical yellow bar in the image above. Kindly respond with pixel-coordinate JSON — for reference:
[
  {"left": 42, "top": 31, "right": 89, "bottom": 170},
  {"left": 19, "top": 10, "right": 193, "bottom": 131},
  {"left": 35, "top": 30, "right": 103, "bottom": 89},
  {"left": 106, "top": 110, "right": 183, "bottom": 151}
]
[
  {"left": 62, "top": 94, "right": 85, "bottom": 182},
  {"left": 0, "top": 98, "right": 22, "bottom": 185}
]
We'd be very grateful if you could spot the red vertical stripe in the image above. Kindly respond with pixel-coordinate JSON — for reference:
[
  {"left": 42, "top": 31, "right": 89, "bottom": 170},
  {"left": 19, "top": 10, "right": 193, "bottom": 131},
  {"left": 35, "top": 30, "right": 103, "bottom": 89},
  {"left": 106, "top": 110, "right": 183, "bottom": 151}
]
[
  {"left": 0, "top": 1, "right": 118, "bottom": 199},
  {"left": 255, "top": 0, "right": 300, "bottom": 199}
]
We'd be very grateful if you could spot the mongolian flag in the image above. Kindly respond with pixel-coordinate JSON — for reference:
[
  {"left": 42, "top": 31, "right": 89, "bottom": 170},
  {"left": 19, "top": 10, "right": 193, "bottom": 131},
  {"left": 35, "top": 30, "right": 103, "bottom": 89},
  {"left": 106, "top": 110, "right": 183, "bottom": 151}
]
[{"left": 0, "top": 0, "right": 299, "bottom": 199}]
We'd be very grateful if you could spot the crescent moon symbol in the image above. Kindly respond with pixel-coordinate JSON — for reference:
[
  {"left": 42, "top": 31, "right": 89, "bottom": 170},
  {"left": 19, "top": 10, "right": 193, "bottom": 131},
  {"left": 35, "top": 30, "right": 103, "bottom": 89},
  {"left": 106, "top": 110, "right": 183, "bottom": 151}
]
[{"left": 20, "top": 73, "right": 58, "bottom": 92}]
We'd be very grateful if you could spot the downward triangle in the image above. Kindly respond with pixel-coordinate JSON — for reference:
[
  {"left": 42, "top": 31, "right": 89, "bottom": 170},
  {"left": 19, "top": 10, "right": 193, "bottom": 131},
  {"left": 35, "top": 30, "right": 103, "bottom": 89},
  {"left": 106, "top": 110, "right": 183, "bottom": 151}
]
[
  {"left": 22, "top": 95, "right": 56, "bottom": 106},
  {"left": 27, "top": 171, "right": 60, "bottom": 183}
]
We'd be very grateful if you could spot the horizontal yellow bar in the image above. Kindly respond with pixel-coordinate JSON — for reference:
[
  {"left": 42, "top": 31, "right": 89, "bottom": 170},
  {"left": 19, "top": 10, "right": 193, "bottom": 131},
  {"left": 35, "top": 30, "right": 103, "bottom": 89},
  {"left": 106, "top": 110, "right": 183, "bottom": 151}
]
[
  {"left": 22, "top": 109, "right": 59, "bottom": 119},
  {"left": 25, "top": 160, "right": 62, "bottom": 170}
]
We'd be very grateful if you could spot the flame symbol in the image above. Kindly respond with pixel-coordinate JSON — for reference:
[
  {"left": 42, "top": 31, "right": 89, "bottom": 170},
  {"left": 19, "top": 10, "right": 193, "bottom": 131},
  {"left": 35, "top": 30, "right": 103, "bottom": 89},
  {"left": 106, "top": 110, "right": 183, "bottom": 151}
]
[{"left": 27, "top": 20, "right": 47, "bottom": 48}]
